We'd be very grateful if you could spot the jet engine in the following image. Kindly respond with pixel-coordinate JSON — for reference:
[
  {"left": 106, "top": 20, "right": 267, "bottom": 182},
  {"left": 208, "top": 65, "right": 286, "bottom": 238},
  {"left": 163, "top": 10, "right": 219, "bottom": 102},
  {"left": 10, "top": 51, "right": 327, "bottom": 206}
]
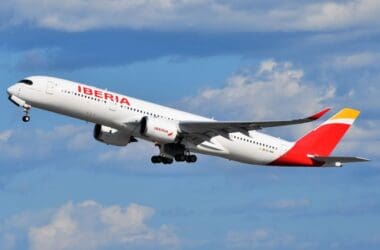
[
  {"left": 93, "top": 124, "right": 134, "bottom": 146},
  {"left": 140, "top": 116, "right": 180, "bottom": 143}
]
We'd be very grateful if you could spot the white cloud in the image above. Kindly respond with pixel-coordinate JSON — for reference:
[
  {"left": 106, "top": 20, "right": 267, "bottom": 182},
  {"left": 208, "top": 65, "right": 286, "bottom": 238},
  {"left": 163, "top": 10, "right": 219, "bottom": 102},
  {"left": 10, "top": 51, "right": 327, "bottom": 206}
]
[
  {"left": 334, "top": 119, "right": 380, "bottom": 158},
  {"left": 184, "top": 59, "right": 334, "bottom": 120},
  {"left": 3, "top": 0, "right": 380, "bottom": 32},
  {"left": 328, "top": 52, "right": 380, "bottom": 69},
  {"left": 0, "top": 125, "right": 94, "bottom": 160},
  {"left": 1, "top": 201, "right": 179, "bottom": 250},
  {"left": 0, "top": 124, "right": 158, "bottom": 169},
  {"left": 227, "top": 228, "right": 295, "bottom": 249},
  {"left": 1, "top": 200, "right": 179, "bottom": 250},
  {"left": 0, "top": 130, "right": 13, "bottom": 143},
  {"left": 297, "top": 0, "right": 380, "bottom": 30}
]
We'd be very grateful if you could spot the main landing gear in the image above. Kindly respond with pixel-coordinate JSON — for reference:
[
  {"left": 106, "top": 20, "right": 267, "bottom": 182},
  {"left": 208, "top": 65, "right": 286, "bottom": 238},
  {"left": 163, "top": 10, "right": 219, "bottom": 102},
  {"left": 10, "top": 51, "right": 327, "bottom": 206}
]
[
  {"left": 175, "top": 154, "right": 197, "bottom": 163},
  {"left": 151, "top": 156, "right": 174, "bottom": 164},
  {"left": 22, "top": 107, "right": 31, "bottom": 123},
  {"left": 151, "top": 154, "right": 197, "bottom": 165},
  {"left": 151, "top": 143, "right": 197, "bottom": 165}
]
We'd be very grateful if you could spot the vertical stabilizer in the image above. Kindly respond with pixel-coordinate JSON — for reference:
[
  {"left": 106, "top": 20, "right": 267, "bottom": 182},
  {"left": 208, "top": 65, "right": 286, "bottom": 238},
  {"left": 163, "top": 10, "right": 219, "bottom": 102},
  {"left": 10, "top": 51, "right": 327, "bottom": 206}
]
[{"left": 271, "top": 108, "right": 360, "bottom": 166}]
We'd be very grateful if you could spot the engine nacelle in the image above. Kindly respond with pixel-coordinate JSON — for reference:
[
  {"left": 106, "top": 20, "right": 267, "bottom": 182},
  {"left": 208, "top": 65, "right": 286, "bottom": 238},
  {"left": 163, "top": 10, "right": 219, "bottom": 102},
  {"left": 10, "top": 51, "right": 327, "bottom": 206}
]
[
  {"left": 93, "top": 124, "right": 133, "bottom": 146},
  {"left": 140, "top": 117, "right": 179, "bottom": 143}
]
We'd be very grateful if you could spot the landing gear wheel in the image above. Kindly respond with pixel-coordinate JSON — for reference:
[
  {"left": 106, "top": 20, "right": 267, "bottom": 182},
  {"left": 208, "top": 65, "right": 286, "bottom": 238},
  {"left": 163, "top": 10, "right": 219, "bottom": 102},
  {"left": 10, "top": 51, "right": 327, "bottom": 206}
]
[
  {"left": 22, "top": 115, "right": 30, "bottom": 123},
  {"left": 151, "top": 156, "right": 173, "bottom": 164},
  {"left": 162, "top": 157, "right": 174, "bottom": 165},
  {"left": 186, "top": 155, "right": 197, "bottom": 163},
  {"left": 151, "top": 156, "right": 162, "bottom": 164},
  {"left": 190, "top": 155, "right": 197, "bottom": 163},
  {"left": 175, "top": 154, "right": 186, "bottom": 162}
]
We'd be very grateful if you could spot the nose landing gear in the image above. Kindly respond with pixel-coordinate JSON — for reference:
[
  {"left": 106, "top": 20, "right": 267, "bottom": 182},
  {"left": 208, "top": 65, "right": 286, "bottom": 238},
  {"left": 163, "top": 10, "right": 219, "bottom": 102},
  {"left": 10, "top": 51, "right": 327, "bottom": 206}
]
[
  {"left": 22, "top": 115, "right": 30, "bottom": 122},
  {"left": 22, "top": 107, "right": 31, "bottom": 123}
]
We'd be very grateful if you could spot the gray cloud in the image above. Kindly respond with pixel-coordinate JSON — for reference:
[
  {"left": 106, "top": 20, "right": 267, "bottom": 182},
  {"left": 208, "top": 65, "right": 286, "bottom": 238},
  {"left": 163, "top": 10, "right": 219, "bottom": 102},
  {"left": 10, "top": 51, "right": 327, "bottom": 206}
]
[
  {"left": 326, "top": 52, "right": 380, "bottom": 69},
  {"left": 2, "top": 0, "right": 380, "bottom": 32}
]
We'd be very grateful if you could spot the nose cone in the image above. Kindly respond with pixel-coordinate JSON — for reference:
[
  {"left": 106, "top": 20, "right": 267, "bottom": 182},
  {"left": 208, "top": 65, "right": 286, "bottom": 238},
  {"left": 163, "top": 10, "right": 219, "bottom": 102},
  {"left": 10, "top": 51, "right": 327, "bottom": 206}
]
[{"left": 7, "top": 85, "right": 16, "bottom": 96}]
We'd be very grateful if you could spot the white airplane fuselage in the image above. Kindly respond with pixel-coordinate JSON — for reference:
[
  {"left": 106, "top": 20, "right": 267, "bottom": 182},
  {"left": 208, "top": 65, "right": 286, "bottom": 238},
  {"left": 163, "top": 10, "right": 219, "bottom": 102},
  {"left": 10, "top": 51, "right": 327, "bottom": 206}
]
[{"left": 7, "top": 76, "right": 291, "bottom": 165}]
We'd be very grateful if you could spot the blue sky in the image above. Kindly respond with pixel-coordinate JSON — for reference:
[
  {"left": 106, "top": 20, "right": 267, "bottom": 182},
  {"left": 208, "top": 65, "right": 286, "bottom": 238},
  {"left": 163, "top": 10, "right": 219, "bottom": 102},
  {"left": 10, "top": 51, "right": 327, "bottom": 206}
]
[{"left": 1, "top": 1, "right": 380, "bottom": 249}]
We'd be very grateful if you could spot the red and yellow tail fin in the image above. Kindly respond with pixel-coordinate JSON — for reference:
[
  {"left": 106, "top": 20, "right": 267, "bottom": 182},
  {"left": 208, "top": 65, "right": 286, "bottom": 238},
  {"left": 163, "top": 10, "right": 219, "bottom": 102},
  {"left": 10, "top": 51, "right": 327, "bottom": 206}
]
[
  {"left": 271, "top": 108, "right": 360, "bottom": 166},
  {"left": 297, "top": 108, "right": 360, "bottom": 156}
]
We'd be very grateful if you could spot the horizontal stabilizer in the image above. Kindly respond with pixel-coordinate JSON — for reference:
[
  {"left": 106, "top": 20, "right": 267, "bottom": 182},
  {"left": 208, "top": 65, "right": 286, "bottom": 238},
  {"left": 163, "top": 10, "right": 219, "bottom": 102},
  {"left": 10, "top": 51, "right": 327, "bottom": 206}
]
[{"left": 309, "top": 155, "right": 370, "bottom": 167}]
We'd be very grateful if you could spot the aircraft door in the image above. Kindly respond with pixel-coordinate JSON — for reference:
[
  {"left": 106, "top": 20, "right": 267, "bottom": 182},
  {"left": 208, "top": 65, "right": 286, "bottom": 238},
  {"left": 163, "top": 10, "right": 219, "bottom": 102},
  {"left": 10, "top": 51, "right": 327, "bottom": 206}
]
[{"left": 46, "top": 80, "right": 57, "bottom": 95}]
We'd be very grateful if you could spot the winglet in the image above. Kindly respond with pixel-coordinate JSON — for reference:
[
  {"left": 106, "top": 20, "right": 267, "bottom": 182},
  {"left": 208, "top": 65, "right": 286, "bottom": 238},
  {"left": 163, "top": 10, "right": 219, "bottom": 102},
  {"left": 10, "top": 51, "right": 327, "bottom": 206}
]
[{"left": 307, "top": 108, "right": 331, "bottom": 121}]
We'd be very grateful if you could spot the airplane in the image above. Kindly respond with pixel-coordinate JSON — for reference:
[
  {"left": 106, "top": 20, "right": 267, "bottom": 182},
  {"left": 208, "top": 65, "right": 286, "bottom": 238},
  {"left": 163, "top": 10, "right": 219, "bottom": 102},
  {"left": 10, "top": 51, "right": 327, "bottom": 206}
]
[{"left": 7, "top": 76, "right": 369, "bottom": 167}]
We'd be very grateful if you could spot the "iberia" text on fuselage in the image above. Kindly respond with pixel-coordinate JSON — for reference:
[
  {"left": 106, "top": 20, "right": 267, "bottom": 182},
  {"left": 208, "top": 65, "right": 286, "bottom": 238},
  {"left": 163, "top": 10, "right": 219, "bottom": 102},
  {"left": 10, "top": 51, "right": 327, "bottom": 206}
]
[{"left": 78, "top": 85, "right": 130, "bottom": 105}]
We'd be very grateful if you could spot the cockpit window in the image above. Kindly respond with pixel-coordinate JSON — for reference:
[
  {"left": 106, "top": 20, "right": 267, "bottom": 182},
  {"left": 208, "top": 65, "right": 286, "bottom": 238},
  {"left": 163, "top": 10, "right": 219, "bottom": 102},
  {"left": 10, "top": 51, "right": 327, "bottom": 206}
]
[{"left": 18, "top": 79, "right": 33, "bottom": 85}]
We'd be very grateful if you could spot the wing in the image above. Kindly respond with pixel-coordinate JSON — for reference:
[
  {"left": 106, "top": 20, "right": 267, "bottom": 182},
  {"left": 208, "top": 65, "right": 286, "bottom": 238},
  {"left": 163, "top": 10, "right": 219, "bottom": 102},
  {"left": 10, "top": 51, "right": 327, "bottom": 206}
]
[
  {"left": 179, "top": 108, "right": 331, "bottom": 141},
  {"left": 310, "top": 156, "right": 370, "bottom": 167}
]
